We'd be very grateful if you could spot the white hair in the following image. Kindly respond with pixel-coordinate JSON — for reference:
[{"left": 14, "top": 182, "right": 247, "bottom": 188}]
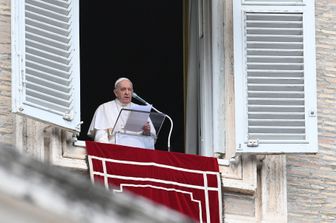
[{"left": 114, "top": 77, "right": 131, "bottom": 89}]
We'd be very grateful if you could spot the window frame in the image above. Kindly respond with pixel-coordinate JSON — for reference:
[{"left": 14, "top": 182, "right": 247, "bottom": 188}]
[
  {"left": 11, "top": 0, "right": 81, "bottom": 132},
  {"left": 233, "top": 0, "right": 318, "bottom": 153}
]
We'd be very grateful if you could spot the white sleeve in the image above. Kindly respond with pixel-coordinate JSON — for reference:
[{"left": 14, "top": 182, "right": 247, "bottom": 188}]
[{"left": 94, "top": 129, "right": 109, "bottom": 143}]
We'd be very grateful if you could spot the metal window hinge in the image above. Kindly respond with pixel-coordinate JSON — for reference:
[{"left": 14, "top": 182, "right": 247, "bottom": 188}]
[
  {"left": 63, "top": 111, "right": 74, "bottom": 121},
  {"left": 247, "top": 138, "right": 259, "bottom": 147}
]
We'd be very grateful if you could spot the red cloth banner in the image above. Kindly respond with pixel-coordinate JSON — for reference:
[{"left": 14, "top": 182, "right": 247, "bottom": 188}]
[{"left": 86, "top": 141, "right": 223, "bottom": 223}]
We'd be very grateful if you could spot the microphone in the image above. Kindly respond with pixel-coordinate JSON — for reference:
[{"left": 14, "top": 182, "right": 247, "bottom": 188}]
[
  {"left": 132, "top": 92, "right": 149, "bottom": 105},
  {"left": 132, "top": 92, "right": 174, "bottom": 151}
]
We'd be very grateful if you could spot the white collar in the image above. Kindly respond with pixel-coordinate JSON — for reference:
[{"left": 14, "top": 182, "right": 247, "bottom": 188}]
[{"left": 115, "top": 99, "right": 131, "bottom": 107}]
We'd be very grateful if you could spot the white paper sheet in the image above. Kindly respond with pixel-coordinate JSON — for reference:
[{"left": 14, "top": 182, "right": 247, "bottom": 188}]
[
  {"left": 124, "top": 104, "right": 152, "bottom": 132},
  {"left": 115, "top": 132, "right": 155, "bottom": 149}
]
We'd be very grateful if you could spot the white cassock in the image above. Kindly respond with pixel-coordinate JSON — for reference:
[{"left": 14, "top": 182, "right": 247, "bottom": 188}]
[{"left": 87, "top": 99, "right": 156, "bottom": 148}]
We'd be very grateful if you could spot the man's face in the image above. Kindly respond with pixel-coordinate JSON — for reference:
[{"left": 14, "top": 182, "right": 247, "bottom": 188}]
[{"left": 114, "top": 80, "right": 133, "bottom": 104}]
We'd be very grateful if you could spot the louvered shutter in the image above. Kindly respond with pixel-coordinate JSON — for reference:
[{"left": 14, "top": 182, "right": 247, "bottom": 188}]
[
  {"left": 233, "top": 0, "right": 318, "bottom": 153},
  {"left": 12, "top": 0, "right": 81, "bottom": 132}
]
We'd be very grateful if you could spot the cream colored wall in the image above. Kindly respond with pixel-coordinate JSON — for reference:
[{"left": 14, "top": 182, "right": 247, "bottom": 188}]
[
  {"left": 0, "top": 0, "right": 12, "bottom": 145},
  {"left": 286, "top": 0, "right": 336, "bottom": 222}
]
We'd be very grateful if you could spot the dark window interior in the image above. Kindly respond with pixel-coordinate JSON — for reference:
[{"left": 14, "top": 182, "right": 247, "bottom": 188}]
[{"left": 79, "top": 0, "right": 184, "bottom": 152}]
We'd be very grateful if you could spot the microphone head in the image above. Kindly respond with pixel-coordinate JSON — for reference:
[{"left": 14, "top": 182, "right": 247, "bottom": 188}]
[{"left": 132, "top": 92, "right": 148, "bottom": 105}]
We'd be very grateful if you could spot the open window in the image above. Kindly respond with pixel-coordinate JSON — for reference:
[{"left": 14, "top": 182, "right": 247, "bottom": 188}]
[
  {"left": 11, "top": 0, "right": 185, "bottom": 153},
  {"left": 185, "top": 0, "right": 226, "bottom": 157}
]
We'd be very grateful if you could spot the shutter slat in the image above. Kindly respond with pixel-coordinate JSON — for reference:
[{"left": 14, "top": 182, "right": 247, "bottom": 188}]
[
  {"left": 244, "top": 1, "right": 303, "bottom": 4},
  {"left": 26, "top": 83, "right": 71, "bottom": 102},
  {"left": 25, "top": 97, "right": 69, "bottom": 114},
  {"left": 26, "top": 33, "right": 69, "bottom": 50},
  {"left": 26, "top": 54, "right": 70, "bottom": 72},
  {"left": 26, "top": 18, "right": 70, "bottom": 36},
  {"left": 248, "top": 113, "right": 305, "bottom": 119},
  {"left": 248, "top": 70, "right": 303, "bottom": 77},
  {"left": 247, "top": 42, "right": 303, "bottom": 49},
  {"left": 248, "top": 99, "right": 304, "bottom": 106},
  {"left": 26, "top": 61, "right": 70, "bottom": 79},
  {"left": 26, "top": 28, "right": 70, "bottom": 44},
  {"left": 249, "top": 119, "right": 305, "bottom": 126},
  {"left": 249, "top": 93, "right": 304, "bottom": 99},
  {"left": 26, "top": 74, "right": 70, "bottom": 93},
  {"left": 26, "top": 1, "right": 70, "bottom": 22},
  {"left": 26, "top": 46, "right": 70, "bottom": 64},
  {"left": 248, "top": 78, "right": 304, "bottom": 83},
  {"left": 249, "top": 127, "right": 305, "bottom": 133},
  {"left": 247, "top": 28, "right": 303, "bottom": 35},
  {"left": 37, "top": 0, "right": 70, "bottom": 8},
  {"left": 248, "top": 133, "right": 306, "bottom": 141},
  {"left": 248, "top": 49, "right": 303, "bottom": 56},
  {"left": 26, "top": 68, "right": 70, "bottom": 86},
  {"left": 27, "top": 39, "right": 70, "bottom": 58},
  {"left": 248, "top": 85, "right": 304, "bottom": 91},
  {"left": 248, "top": 105, "right": 304, "bottom": 112},
  {"left": 26, "top": 11, "right": 69, "bottom": 29}
]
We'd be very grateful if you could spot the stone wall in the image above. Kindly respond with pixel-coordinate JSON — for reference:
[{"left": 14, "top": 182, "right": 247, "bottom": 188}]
[
  {"left": 0, "top": 0, "right": 12, "bottom": 145},
  {"left": 287, "top": 0, "right": 336, "bottom": 222}
]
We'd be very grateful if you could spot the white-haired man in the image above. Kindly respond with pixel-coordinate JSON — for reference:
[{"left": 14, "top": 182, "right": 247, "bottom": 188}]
[{"left": 88, "top": 77, "right": 156, "bottom": 147}]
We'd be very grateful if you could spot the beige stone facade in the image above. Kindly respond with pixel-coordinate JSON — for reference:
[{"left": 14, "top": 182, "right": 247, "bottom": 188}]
[
  {"left": 286, "top": 0, "right": 336, "bottom": 222},
  {"left": 0, "top": 0, "right": 335, "bottom": 222},
  {"left": 0, "top": 0, "right": 11, "bottom": 145}
]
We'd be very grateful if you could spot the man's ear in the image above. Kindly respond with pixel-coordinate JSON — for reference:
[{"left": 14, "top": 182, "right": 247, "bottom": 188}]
[{"left": 113, "top": 89, "right": 118, "bottom": 97}]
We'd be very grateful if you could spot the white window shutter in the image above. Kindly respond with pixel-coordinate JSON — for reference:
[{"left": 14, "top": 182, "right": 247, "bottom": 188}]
[
  {"left": 12, "top": 0, "right": 81, "bottom": 132},
  {"left": 233, "top": 0, "right": 318, "bottom": 153}
]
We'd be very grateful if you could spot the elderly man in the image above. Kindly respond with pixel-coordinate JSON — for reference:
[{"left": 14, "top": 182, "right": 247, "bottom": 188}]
[{"left": 87, "top": 77, "right": 156, "bottom": 146}]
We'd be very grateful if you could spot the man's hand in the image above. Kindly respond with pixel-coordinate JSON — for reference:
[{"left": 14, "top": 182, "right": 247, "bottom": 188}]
[{"left": 142, "top": 122, "right": 151, "bottom": 135}]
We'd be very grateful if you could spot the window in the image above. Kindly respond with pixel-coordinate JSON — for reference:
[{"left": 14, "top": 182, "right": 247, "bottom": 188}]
[
  {"left": 233, "top": 0, "right": 318, "bottom": 153},
  {"left": 11, "top": 0, "right": 81, "bottom": 132},
  {"left": 185, "top": 0, "right": 226, "bottom": 156}
]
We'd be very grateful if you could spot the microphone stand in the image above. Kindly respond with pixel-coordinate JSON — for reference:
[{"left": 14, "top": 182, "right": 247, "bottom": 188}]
[
  {"left": 133, "top": 93, "right": 173, "bottom": 151},
  {"left": 151, "top": 106, "right": 173, "bottom": 152}
]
